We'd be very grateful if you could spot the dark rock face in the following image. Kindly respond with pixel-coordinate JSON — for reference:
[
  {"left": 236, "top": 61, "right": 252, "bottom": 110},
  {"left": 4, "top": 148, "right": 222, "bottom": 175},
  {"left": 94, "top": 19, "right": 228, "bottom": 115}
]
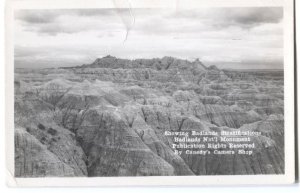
[
  {"left": 15, "top": 127, "right": 87, "bottom": 177},
  {"left": 77, "top": 111, "right": 193, "bottom": 176},
  {"left": 14, "top": 56, "right": 284, "bottom": 177}
]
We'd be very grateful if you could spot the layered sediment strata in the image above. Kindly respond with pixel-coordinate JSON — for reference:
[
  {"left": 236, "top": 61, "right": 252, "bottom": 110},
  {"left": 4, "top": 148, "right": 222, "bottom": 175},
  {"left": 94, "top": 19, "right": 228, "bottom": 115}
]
[{"left": 14, "top": 56, "right": 284, "bottom": 177}]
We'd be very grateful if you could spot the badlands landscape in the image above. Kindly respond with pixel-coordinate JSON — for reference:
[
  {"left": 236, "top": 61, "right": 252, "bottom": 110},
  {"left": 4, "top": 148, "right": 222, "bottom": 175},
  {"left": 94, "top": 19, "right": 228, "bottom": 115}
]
[{"left": 14, "top": 56, "right": 284, "bottom": 177}]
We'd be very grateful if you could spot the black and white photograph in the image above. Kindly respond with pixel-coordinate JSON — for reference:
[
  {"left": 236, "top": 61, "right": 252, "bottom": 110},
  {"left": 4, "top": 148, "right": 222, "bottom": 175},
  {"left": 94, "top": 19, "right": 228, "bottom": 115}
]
[{"left": 5, "top": 0, "right": 295, "bottom": 186}]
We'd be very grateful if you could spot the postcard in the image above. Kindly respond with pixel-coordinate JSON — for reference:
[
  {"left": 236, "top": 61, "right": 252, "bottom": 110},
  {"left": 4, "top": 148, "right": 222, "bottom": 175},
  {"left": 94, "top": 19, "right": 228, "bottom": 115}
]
[{"left": 5, "top": 0, "right": 296, "bottom": 186}]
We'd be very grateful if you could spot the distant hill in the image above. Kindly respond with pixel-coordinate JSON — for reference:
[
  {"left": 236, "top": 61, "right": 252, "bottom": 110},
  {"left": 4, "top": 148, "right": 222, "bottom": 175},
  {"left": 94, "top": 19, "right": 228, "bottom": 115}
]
[{"left": 72, "top": 55, "right": 208, "bottom": 71}]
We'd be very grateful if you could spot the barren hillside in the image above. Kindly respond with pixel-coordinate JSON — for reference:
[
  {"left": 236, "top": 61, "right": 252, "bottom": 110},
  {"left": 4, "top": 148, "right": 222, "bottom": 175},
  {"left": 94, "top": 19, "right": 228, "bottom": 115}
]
[{"left": 14, "top": 56, "right": 284, "bottom": 177}]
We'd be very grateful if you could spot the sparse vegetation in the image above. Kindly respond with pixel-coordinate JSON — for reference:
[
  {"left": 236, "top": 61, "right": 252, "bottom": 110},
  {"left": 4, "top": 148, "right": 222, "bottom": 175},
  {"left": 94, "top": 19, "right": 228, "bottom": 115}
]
[{"left": 38, "top": 123, "right": 46, "bottom": 130}]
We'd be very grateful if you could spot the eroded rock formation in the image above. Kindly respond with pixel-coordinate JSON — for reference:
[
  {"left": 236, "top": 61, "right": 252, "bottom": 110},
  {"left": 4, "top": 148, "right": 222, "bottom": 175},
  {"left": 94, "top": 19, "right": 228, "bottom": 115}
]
[{"left": 14, "top": 56, "right": 284, "bottom": 177}]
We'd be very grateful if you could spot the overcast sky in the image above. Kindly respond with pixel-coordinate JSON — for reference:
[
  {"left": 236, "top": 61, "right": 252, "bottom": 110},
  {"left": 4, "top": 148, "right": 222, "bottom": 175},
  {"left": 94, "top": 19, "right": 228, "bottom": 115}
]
[{"left": 14, "top": 7, "right": 283, "bottom": 69}]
